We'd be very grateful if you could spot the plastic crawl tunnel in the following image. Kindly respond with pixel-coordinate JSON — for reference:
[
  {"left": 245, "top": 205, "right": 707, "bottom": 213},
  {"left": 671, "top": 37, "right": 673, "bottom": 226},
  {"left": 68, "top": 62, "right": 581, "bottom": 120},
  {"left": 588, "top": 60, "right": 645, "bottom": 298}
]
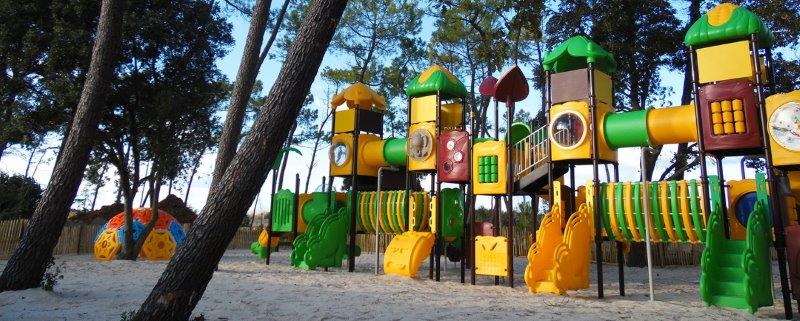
[
  {"left": 361, "top": 136, "right": 408, "bottom": 168},
  {"left": 603, "top": 104, "right": 699, "bottom": 149}
]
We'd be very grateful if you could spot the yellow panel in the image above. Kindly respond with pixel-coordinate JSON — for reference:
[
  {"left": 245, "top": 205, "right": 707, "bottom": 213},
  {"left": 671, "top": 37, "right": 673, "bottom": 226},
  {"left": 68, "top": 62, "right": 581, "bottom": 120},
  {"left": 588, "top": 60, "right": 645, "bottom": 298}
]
[
  {"left": 606, "top": 182, "right": 624, "bottom": 240},
  {"left": 428, "top": 195, "right": 437, "bottom": 233},
  {"left": 474, "top": 236, "right": 508, "bottom": 276},
  {"left": 696, "top": 41, "right": 753, "bottom": 84},
  {"left": 383, "top": 231, "right": 435, "bottom": 278},
  {"left": 550, "top": 100, "right": 616, "bottom": 163},
  {"left": 726, "top": 179, "right": 755, "bottom": 240},
  {"left": 410, "top": 95, "right": 437, "bottom": 124},
  {"left": 334, "top": 109, "right": 356, "bottom": 133},
  {"left": 329, "top": 133, "right": 381, "bottom": 177},
  {"left": 623, "top": 182, "right": 642, "bottom": 241},
  {"left": 594, "top": 69, "right": 613, "bottom": 105},
  {"left": 766, "top": 91, "right": 800, "bottom": 167},
  {"left": 297, "top": 194, "right": 312, "bottom": 233},
  {"left": 408, "top": 122, "right": 437, "bottom": 171},
  {"left": 658, "top": 181, "right": 678, "bottom": 242},
  {"left": 678, "top": 181, "right": 699, "bottom": 243},
  {"left": 441, "top": 102, "right": 464, "bottom": 128},
  {"left": 471, "top": 141, "right": 508, "bottom": 195}
]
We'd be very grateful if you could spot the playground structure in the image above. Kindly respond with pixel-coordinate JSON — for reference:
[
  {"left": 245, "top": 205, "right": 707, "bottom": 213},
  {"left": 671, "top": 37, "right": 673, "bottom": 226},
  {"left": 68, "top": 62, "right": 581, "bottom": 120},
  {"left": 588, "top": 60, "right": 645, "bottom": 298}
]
[
  {"left": 93, "top": 208, "right": 186, "bottom": 260},
  {"left": 251, "top": 2, "right": 800, "bottom": 317}
]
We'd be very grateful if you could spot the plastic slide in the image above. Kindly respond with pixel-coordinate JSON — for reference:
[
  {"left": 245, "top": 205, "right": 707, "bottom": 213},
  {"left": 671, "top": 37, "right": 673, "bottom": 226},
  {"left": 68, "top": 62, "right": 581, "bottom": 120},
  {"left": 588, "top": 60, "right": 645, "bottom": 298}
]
[
  {"left": 383, "top": 231, "right": 435, "bottom": 277},
  {"left": 524, "top": 202, "right": 593, "bottom": 295},
  {"left": 700, "top": 175, "right": 773, "bottom": 313},
  {"left": 291, "top": 205, "right": 359, "bottom": 270}
]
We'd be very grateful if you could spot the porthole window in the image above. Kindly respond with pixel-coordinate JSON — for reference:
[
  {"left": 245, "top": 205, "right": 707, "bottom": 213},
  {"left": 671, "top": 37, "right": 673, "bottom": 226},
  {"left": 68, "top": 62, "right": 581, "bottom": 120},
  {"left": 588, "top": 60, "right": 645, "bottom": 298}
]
[
  {"left": 330, "top": 142, "right": 349, "bottom": 167},
  {"left": 549, "top": 111, "right": 587, "bottom": 150}
]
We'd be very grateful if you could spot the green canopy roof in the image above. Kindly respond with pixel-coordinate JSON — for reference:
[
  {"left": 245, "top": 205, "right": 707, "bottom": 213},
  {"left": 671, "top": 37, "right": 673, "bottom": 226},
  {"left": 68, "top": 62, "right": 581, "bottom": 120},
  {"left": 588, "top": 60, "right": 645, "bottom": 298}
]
[
  {"left": 405, "top": 65, "right": 469, "bottom": 98},
  {"left": 543, "top": 35, "right": 617, "bottom": 74},
  {"left": 684, "top": 3, "right": 774, "bottom": 47}
]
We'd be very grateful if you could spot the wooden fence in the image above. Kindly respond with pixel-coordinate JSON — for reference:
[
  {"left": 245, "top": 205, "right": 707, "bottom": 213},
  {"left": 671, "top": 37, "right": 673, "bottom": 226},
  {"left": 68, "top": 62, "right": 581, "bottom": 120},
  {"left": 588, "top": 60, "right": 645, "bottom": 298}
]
[
  {"left": 0, "top": 219, "right": 263, "bottom": 259},
  {"left": 1, "top": 219, "right": 771, "bottom": 266}
]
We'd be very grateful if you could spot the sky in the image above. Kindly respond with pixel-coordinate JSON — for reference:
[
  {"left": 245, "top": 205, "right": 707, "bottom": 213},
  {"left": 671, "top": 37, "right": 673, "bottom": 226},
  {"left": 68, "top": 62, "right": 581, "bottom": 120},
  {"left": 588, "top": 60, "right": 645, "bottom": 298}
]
[{"left": 0, "top": 1, "right": 776, "bottom": 215}]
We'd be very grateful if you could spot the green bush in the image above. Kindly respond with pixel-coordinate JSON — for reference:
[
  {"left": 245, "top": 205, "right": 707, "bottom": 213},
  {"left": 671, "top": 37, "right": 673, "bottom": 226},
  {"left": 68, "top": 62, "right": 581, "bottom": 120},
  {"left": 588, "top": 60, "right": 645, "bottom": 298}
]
[{"left": 0, "top": 172, "right": 43, "bottom": 220}]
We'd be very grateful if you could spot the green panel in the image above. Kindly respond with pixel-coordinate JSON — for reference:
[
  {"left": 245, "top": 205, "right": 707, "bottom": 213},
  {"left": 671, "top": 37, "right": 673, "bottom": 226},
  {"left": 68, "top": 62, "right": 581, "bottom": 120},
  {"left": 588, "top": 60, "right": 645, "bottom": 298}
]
[
  {"left": 688, "top": 180, "right": 705, "bottom": 243},
  {"left": 290, "top": 207, "right": 359, "bottom": 270},
  {"left": 615, "top": 183, "right": 633, "bottom": 241},
  {"left": 684, "top": 6, "right": 774, "bottom": 47},
  {"left": 271, "top": 189, "right": 295, "bottom": 233},
  {"left": 508, "top": 122, "right": 531, "bottom": 145},
  {"left": 649, "top": 182, "right": 669, "bottom": 242},
  {"left": 473, "top": 137, "right": 495, "bottom": 145},
  {"left": 632, "top": 182, "right": 646, "bottom": 238},
  {"left": 669, "top": 181, "right": 688, "bottom": 242},
  {"left": 440, "top": 188, "right": 465, "bottom": 240},
  {"left": 383, "top": 138, "right": 407, "bottom": 166},
  {"left": 405, "top": 67, "right": 469, "bottom": 98},
  {"left": 478, "top": 155, "right": 499, "bottom": 183},
  {"left": 543, "top": 35, "right": 617, "bottom": 74},
  {"left": 600, "top": 184, "right": 615, "bottom": 241},
  {"left": 699, "top": 174, "right": 773, "bottom": 312},
  {"left": 604, "top": 109, "right": 650, "bottom": 149}
]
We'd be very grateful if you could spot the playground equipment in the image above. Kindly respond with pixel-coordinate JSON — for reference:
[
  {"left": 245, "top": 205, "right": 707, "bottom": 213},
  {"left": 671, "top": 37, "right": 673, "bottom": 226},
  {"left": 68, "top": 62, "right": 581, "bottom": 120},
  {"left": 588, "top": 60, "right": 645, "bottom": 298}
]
[
  {"left": 255, "top": 2, "right": 800, "bottom": 317},
  {"left": 93, "top": 208, "right": 185, "bottom": 260}
]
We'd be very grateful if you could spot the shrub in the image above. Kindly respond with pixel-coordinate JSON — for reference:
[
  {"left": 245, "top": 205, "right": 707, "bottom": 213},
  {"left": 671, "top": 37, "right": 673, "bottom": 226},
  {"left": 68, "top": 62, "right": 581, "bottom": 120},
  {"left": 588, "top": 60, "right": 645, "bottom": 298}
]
[{"left": 0, "top": 172, "right": 43, "bottom": 220}]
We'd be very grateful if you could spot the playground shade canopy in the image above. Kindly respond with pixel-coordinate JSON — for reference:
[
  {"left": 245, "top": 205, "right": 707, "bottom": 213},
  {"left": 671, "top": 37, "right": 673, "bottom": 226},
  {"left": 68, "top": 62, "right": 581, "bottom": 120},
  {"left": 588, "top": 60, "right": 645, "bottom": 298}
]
[
  {"left": 405, "top": 64, "right": 469, "bottom": 99},
  {"left": 331, "top": 82, "right": 387, "bottom": 111},
  {"left": 543, "top": 35, "right": 617, "bottom": 74},
  {"left": 683, "top": 3, "right": 774, "bottom": 47}
]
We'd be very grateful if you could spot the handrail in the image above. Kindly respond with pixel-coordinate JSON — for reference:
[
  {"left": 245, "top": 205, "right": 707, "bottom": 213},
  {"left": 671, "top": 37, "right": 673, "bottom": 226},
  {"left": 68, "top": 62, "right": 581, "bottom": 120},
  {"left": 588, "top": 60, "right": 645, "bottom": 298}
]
[{"left": 512, "top": 125, "right": 554, "bottom": 180}]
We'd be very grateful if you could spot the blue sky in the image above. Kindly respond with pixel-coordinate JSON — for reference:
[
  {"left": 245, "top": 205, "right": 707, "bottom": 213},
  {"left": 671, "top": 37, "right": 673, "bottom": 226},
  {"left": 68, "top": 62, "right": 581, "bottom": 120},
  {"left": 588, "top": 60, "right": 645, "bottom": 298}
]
[{"left": 0, "top": 1, "right": 781, "bottom": 214}]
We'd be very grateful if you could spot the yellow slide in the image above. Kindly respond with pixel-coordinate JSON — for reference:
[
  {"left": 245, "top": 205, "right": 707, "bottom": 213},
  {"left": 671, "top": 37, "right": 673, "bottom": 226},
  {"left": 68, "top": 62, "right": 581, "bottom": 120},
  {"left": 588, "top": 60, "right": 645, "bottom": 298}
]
[
  {"left": 383, "top": 231, "right": 435, "bottom": 277},
  {"left": 524, "top": 201, "right": 593, "bottom": 295}
]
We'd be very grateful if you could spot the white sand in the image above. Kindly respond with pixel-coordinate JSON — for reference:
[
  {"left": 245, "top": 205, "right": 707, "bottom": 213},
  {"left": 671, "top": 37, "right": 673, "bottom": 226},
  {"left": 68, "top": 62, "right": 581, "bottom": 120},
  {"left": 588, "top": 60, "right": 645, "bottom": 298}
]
[{"left": 0, "top": 250, "right": 788, "bottom": 320}]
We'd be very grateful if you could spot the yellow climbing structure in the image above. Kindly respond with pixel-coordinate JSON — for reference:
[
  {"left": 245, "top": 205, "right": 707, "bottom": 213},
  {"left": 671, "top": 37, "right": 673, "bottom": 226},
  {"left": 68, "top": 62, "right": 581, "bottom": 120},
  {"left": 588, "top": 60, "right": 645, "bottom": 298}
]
[
  {"left": 524, "top": 181, "right": 594, "bottom": 295},
  {"left": 383, "top": 231, "right": 435, "bottom": 277}
]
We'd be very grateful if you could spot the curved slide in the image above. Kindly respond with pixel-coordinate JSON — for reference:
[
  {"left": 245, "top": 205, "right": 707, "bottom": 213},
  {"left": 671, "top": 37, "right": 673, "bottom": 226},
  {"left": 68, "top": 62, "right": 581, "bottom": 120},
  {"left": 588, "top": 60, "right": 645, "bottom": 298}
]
[{"left": 524, "top": 203, "right": 593, "bottom": 295}]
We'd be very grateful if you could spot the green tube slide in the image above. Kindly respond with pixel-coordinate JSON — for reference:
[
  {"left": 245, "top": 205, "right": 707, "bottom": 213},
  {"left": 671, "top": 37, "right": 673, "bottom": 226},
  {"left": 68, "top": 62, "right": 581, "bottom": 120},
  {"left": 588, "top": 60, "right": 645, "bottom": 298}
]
[
  {"left": 604, "top": 109, "right": 650, "bottom": 149},
  {"left": 383, "top": 137, "right": 407, "bottom": 167}
]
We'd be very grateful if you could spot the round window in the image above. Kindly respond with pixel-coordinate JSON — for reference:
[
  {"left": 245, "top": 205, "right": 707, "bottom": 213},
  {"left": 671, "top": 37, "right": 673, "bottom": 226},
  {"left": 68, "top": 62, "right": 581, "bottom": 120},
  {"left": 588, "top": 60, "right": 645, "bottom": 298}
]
[
  {"left": 549, "top": 111, "right": 587, "bottom": 150},
  {"left": 330, "top": 142, "right": 349, "bottom": 167}
]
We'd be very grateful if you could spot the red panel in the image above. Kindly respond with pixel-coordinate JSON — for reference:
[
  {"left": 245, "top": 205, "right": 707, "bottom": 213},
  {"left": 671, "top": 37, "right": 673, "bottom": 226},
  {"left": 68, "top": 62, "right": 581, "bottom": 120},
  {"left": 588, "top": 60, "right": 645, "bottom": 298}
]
[
  {"left": 786, "top": 225, "right": 800, "bottom": 300},
  {"left": 698, "top": 80, "right": 762, "bottom": 155},
  {"left": 438, "top": 130, "right": 470, "bottom": 182}
]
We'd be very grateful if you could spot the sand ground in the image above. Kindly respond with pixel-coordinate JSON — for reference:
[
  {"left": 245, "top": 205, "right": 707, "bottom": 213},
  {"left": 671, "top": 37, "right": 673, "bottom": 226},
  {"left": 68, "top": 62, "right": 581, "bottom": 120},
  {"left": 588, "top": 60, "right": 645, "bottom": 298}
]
[{"left": 0, "top": 249, "right": 789, "bottom": 320}]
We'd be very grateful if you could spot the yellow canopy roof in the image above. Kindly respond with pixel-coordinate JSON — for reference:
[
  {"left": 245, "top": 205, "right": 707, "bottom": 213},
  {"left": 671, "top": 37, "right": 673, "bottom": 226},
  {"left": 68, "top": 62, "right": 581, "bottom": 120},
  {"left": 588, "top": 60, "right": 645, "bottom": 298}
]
[{"left": 330, "top": 82, "right": 387, "bottom": 111}]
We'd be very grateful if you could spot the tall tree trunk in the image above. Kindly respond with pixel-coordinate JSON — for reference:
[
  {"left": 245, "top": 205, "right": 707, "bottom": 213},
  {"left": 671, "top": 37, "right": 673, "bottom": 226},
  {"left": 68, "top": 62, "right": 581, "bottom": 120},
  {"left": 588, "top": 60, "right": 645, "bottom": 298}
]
[
  {"left": 24, "top": 145, "right": 39, "bottom": 177},
  {"left": 209, "top": 0, "right": 273, "bottom": 193},
  {"left": 134, "top": 1, "right": 347, "bottom": 318},
  {"left": 133, "top": 173, "right": 161, "bottom": 259},
  {"left": 0, "top": 0, "right": 124, "bottom": 291},
  {"left": 184, "top": 158, "right": 200, "bottom": 204},
  {"left": 276, "top": 123, "right": 296, "bottom": 189},
  {"left": 258, "top": 0, "right": 290, "bottom": 69}
]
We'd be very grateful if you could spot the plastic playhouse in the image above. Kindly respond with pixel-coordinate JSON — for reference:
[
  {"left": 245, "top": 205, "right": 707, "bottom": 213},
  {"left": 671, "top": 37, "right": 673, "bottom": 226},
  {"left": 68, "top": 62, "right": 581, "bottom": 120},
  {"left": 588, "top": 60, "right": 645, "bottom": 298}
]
[
  {"left": 93, "top": 208, "right": 186, "bottom": 260},
  {"left": 251, "top": 3, "right": 800, "bottom": 318}
]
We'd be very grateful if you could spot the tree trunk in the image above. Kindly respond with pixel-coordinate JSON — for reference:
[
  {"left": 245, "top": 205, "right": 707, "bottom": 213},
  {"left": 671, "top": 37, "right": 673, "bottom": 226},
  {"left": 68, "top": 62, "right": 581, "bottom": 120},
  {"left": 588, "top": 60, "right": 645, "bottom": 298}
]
[
  {"left": 304, "top": 111, "right": 332, "bottom": 193},
  {"left": 209, "top": 0, "right": 273, "bottom": 193},
  {"left": 0, "top": 0, "right": 124, "bottom": 291},
  {"left": 133, "top": 174, "right": 161, "bottom": 258},
  {"left": 184, "top": 158, "right": 200, "bottom": 204},
  {"left": 134, "top": 1, "right": 347, "bottom": 318},
  {"left": 276, "top": 123, "right": 296, "bottom": 189},
  {"left": 258, "top": 0, "right": 291, "bottom": 69}
]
